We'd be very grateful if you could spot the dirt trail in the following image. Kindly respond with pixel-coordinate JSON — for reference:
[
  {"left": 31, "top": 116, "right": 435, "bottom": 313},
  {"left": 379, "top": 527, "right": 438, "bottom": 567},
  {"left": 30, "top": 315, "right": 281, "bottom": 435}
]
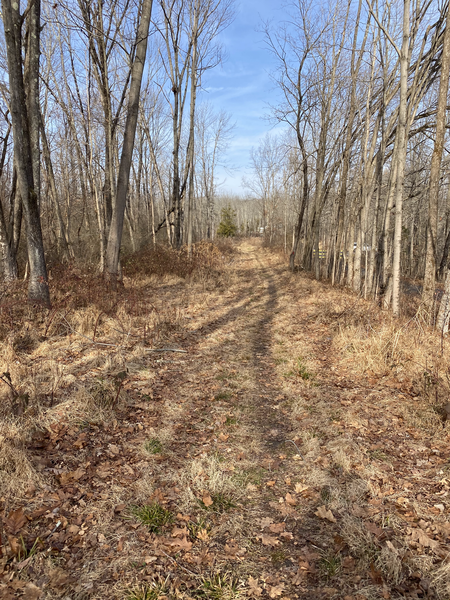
[{"left": 1, "top": 240, "right": 449, "bottom": 600}]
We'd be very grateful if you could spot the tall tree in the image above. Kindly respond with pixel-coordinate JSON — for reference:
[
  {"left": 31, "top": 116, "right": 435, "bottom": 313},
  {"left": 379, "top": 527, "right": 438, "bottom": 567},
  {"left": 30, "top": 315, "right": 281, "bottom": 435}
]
[
  {"left": 105, "top": 0, "right": 154, "bottom": 287},
  {"left": 1, "top": 0, "right": 50, "bottom": 306},
  {"left": 422, "top": 4, "right": 450, "bottom": 319}
]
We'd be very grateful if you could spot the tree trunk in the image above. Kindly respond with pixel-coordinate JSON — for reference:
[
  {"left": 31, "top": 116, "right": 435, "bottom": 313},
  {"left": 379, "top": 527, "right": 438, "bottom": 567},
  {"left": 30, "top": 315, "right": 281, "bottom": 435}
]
[
  {"left": 105, "top": 0, "right": 153, "bottom": 286},
  {"left": 422, "top": 5, "right": 450, "bottom": 319},
  {"left": 1, "top": 0, "right": 50, "bottom": 306}
]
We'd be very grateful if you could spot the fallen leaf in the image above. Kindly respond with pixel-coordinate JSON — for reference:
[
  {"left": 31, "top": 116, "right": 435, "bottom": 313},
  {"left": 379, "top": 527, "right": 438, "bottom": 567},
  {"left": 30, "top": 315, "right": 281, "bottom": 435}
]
[
  {"left": 369, "top": 563, "right": 383, "bottom": 584},
  {"left": 407, "top": 527, "right": 440, "bottom": 551},
  {"left": 366, "top": 522, "right": 383, "bottom": 537},
  {"left": 197, "top": 529, "right": 210, "bottom": 541},
  {"left": 3, "top": 508, "right": 27, "bottom": 534},
  {"left": 16, "top": 556, "right": 33, "bottom": 571},
  {"left": 315, "top": 506, "right": 336, "bottom": 523},
  {"left": 202, "top": 493, "right": 213, "bottom": 507},
  {"left": 295, "top": 484, "right": 308, "bottom": 494},
  {"left": 260, "top": 534, "right": 279, "bottom": 547},
  {"left": 144, "top": 556, "right": 158, "bottom": 563},
  {"left": 269, "top": 522, "right": 286, "bottom": 534},
  {"left": 7, "top": 535, "right": 20, "bottom": 556},
  {"left": 280, "top": 531, "right": 293, "bottom": 540},
  {"left": 266, "top": 481, "right": 276, "bottom": 487},
  {"left": 247, "top": 576, "right": 262, "bottom": 597},
  {"left": 260, "top": 517, "right": 273, "bottom": 529},
  {"left": 342, "top": 556, "right": 356, "bottom": 569},
  {"left": 268, "top": 583, "right": 284, "bottom": 598},
  {"left": 169, "top": 536, "right": 193, "bottom": 552},
  {"left": 351, "top": 505, "right": 369, "bottom": 518},
  {"left": 292, "top": 570, "right": 306, "bottom": 585},
  {"left": 114, "top": 504, "right": 126, "bottom": 513},
  {"left": 285, "top": 493, "right": 297, "bottom": 506},
  {"left": 171, "top": 526, "right": 188, "bottom": 538},
  {"left": 176, "top": 513, "right": 191, "bottom": 522},
  {"left": 218, "top": 433, "right": 229, "bottom": 441},
  {"left": 67, "top": 525, "right": 80, "bottom": 535}
]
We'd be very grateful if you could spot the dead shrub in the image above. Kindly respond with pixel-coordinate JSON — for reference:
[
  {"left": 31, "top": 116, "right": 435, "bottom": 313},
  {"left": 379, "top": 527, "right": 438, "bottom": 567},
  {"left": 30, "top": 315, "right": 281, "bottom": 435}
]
[{"left": 123, "top": 241, "right": 228, "bottom": 280}]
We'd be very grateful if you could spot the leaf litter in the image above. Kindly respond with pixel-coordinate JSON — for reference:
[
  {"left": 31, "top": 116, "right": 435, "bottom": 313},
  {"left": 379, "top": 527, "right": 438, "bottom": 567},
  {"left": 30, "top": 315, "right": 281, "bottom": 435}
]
[{"left": 0, "top": 239, "right": 449, "bottom": 599}]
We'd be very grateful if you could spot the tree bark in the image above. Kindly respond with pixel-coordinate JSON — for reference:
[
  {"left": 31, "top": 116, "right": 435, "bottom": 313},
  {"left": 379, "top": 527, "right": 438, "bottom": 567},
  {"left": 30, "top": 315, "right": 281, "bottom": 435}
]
[
  {"left": 1, "top": 0, "right": 50, "bottom": 306},
  {"left": 422, "top": 5, "right": 450, "bottom": 319},
  {"left": 105, "top": 0, "right": 153, "bottom": 286}
]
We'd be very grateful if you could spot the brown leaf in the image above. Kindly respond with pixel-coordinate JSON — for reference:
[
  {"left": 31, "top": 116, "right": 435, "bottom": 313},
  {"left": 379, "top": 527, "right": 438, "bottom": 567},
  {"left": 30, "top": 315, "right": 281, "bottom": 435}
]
[
  {"left": 266, "top": 480, "right": 276, "bottom": 487},
  {"left": 369, "top": 563, "right": 383, "bottom": 584},
  {"left": 16, "top": 556, "right": 33, "bottom": 571},
  {"left": 260, "top": 534, "right": 279, "bottom": 547},
  {"left": 295, "top": 483, "right": 309, "bottom": 494},
  {"left": 176, "top": 513, "right": 191, "bottom": 522},
  {"left": 285, "top": 492, "right": 297, "bottom": 506},
  {"left": 247, "top": 576, "right": 262, "bottom": 597},
  {"left": 114, "top": 503, "right": 126, "bottom": 513},
  {"left": 117, "top": 537, "right": 124, "bottom": 552},
  {"left": 202, "top": 493, "right": 213, "bottom": 507},
  {"left": 268, "top": 583, "right": 284, "bottom": 598},
  {"left": 3, "top": 508, "right": 27, "bottom": 534},
  {"left": 315, "top": 505, "right": 336, "bottom": 523},
  {"left": 171, "top": 526, "right": 188, "bottom": 538},
  {"left": 269, "top": 522, "right": 286, "bottom": 534},
  {"left": 169, "top": 536, "right": 193, "bottom": 552},
  {"left": 260, "top": 517, "right": 273, "bottom": 530},
  {"left": 67, "top": 525, "right": 80, "bottom": 535},
  {"left": 7, "top": 535, "right": 20, "bottom": 556},
  {"left": 218, "top": 433, "right": 229, "bottom": 442},
  {"left": 366, "top": 522, "right": 383, "bottom": 538},
  {"left": 407, "top": 527, "right": 440, "bottom": 552},
  {"left": 197, "top": 529, "right": 210, "bottom": 541},
  {"left": 351, "top": 505, "right": 369, "bottom": 518},
  {"left": 342, "top": 556, "right": 356, "bottom": 569}
]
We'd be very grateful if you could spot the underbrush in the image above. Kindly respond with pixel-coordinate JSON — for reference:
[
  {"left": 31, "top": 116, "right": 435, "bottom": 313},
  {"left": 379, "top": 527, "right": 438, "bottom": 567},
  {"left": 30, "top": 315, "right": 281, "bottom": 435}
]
[
  {"left": 0, "top": 241, "right": 233, "bottom": 502},
  {"left": 123, "top": 240, "right": 231, "bottom": 280},
  {"left": 306, "top": 285, "right": 450, "bottom": 414}
]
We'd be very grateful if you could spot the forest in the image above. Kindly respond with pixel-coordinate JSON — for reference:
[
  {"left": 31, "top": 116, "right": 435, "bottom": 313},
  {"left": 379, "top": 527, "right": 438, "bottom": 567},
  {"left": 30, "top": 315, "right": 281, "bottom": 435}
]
[
  {"left": 1, "top": 0, "right": 450, "bottom": 599},
  {"left": 0, "top": 0, "right": 450, "bottom": 320}
]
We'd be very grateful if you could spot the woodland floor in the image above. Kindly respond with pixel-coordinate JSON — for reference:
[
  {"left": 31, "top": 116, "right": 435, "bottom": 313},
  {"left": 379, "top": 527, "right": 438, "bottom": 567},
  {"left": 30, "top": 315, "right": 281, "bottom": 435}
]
[{"left": 1, "top": 239, "right": 450, "bottom": 600}]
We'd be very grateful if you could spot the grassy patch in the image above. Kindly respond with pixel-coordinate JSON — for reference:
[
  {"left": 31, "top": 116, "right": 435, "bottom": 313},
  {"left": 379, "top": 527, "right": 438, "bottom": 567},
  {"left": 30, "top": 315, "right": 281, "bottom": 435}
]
[
  {"left": 368, "top": 449, "right": 390, "bottom": 462},
  {"left": 271, "top": 549, "right": 287, "bottom": 566},
  {"left": 187, "top": 516, "right": 212, "bottom": 538},
  {"left": 319, "top": 550, "right": 341, "bottom": 579},
  {"left": 144, "top": 438, "right": 163, "bottom": 454},
  {"left": 127, "top": 581, "right": 169, "bottom": 600},
  {"left": 198, "top": 572, "right": 241, "bottom": 600},
  {"left": 131, "top": 502, "right": 174, "bottom": 533},
  {"left": 214, "top": 391, "right": 232, "bottom": 401},
  {"left": 225, "top": 415, "right": 238, "bottom": 425}
]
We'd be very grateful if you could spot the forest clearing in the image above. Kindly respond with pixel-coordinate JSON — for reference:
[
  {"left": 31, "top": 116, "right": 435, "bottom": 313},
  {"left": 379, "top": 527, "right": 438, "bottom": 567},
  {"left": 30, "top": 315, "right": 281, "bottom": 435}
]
[{"left": 0, "top": 239, "right": 449, "bottom": 600}]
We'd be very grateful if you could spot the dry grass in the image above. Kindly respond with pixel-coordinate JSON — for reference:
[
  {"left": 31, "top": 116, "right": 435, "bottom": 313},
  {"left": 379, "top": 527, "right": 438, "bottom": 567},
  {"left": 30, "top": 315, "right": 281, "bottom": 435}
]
[{"left": 2, "top": 240, "right": 450, "bottom": 599}]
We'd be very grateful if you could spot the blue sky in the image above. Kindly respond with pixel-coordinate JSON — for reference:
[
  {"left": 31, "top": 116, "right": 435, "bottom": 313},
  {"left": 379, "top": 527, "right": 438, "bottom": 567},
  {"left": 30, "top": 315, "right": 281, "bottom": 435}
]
[{"left": 202, "top": 0, "right": 285, "bottom": 196}]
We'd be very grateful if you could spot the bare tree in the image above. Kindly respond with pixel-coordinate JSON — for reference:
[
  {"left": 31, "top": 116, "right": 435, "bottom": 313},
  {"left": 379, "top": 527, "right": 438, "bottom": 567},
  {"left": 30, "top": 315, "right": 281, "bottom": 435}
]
[
  {"left": 105, "top": 0, "right": 154, "bottom": 287},
  {"left": 1, "top": 0, "right": 50, "bottom": 305}
]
